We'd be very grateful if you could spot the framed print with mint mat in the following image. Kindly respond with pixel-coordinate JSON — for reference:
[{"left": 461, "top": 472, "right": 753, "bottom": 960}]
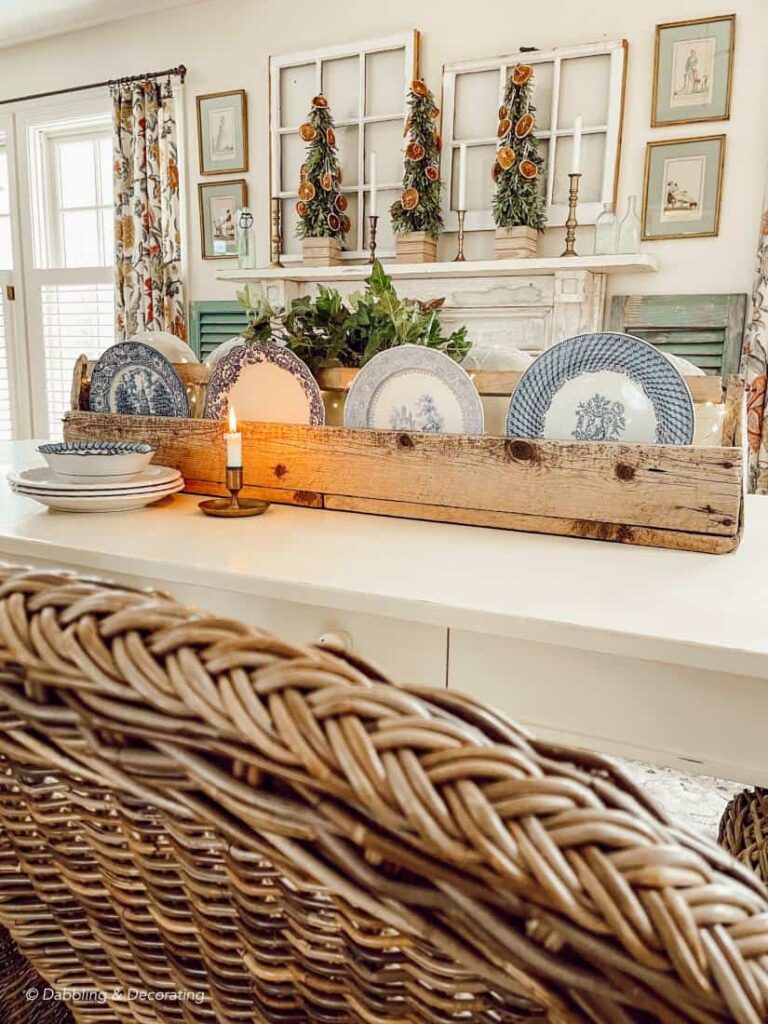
[
  {"left": 652, "top": 15, "right": 735, "bottom": 127},
  {"left": 642, "top": 135, "right": 725, "bottom": 241}
]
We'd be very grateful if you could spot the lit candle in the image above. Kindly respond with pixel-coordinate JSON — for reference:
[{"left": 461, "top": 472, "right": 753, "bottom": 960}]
[
  {"left": 571, "top": 114, "right": 582, "bottom": 175},
  {"left": 225, "top": 405, "right": 242, "bottom": 468},
  {"left": 369, "top": 152, "right": 377, "bottom": 217},
  {"left": 458, "top": 143, "right": 467, "bottom": 211}
]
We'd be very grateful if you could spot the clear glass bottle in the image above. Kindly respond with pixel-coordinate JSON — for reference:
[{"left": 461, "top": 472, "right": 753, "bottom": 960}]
[
  {"left": 594, "top": 203, "right": 618, "bottom": 255},
  {"left": 237, "top": 207, "right": 257, "bottom": 269},
  {"left": 618, "top": 195, "right": 641, "bottom": 254}
]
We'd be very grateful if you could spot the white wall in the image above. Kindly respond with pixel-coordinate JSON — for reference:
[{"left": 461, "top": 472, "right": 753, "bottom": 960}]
[{"left": 0, "top": 0, "right": 765, "bottom": 307}]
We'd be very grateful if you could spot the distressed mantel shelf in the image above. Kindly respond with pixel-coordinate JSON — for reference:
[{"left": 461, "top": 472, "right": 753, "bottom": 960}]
[
  {"left": 218, "top": 255, "right": 657, "bottom": 350},
  {"left": 218, "top": 253, "right": 657, "bottom": 284}
]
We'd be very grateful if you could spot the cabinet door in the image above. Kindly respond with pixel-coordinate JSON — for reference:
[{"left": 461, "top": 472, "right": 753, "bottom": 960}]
[
  {"left": 448, "top": 628, "right": 768, "bottom": 784},
  {"left": 14, "top": 553, "right": 448, "bottom": 688}
]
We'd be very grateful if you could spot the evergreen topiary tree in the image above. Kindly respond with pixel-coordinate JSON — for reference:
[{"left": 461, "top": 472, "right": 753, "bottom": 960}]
[
  {"left": 492, "top": 64, "right": 546, "bottom": 231},
  {"left": 390, "top": 79, "right": 443, "bottom": 238},
  {"left": 295, "top": 95, "right": 351, "bottom": 241}
]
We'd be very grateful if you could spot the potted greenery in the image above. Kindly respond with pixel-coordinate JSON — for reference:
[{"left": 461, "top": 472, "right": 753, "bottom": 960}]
[
  {"left": 390, "top": 79, "right": 443, "bottom": 263},
  {"left": 296, "top": 95, "right": 350, "bottom": 266},
  {"left": 492, "top": 64, "right": 546, "bottom": 258}
]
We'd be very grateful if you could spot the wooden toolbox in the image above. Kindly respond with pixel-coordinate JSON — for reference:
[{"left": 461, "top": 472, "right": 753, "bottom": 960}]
[{"left": 65, "top": 358, "right": 746, "bottom": 554}]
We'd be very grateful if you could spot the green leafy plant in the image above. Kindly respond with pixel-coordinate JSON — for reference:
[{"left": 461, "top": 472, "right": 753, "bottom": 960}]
[{"left": 234, "top": 262, "right": 471, "bottom": 374}]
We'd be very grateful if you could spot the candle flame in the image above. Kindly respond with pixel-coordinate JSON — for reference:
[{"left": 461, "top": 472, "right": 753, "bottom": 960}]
[{"left": 228, "top": 405, "right": 237, "bottom": 432}]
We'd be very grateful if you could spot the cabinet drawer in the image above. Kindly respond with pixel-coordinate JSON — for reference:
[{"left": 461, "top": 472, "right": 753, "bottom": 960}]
[
  {"left": 448, "top": 629, "right": 768, "bottom": 784},
  {"left": 14, "top": 554, "right": 447, "bottom": 688}
]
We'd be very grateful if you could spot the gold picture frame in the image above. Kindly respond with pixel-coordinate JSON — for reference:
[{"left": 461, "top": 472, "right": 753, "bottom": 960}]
[
  {"left": 651, "top": 14, "right": 735, "bottom": 127},
  {"left": 196, "top": 89, "right": 248, "bottom": 175},
  {"left": 641, "top": 134, "right": 725, "bottom": 241},
  {"left": 198, "top": 179, "right": 248, "bottom": 259}
]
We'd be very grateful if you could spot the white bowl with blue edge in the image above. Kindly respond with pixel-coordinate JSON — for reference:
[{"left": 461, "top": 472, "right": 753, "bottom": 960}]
[{"left": 37, "top": 440, "right": 157, "bottom": 482}]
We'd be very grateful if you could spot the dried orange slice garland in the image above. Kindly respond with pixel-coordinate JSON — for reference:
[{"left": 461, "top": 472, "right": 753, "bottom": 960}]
[
  {"left": 512, "top": 64, "right": 533, "bottom": 86},
  {"left": 497, "top": 146, "right": 516, "bottom": 170},
  {"left": 519, "top": 159, "right": 538, "bottom": 179},
  {"left": 299, "top": 123, "right": 316, "bottom": 142},
  {"left": 298, "top": 180, "right": 315, "bottom": 202},
  {"left": 406, "top": 141, "right": 426, "bottom": 161},
  {"left": 515, "top": 113, "right": 534, "bottom": 139},
  {"left": 320, "top": 171, "right": 334, "bottom": 191},
  {"left": 411, "top": 79, "right": 428, "bottom": 97}
]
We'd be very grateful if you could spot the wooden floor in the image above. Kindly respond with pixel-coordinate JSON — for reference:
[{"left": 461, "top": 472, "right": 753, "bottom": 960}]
[{"left": 627, "top": 760, "right": 743, "bottom": 837}]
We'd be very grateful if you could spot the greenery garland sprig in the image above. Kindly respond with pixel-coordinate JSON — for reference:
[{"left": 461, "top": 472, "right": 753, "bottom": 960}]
[
  {"left": 235, "top": 262, "right": 470, "bottom": 374},
  {"left": 492, "top": 64, "right": 546, "bottom": 231},
  {"left": 390, "top": 79, "right": 444, "bottom": 239}
]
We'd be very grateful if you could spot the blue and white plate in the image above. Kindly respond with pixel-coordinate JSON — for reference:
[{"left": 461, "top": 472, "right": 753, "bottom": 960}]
[
  {"left": 344, "top": 345, "right": 484, "bottom": 435},
  {"left": 89, "top": 341, "right": 189, "bottom": 418},
  {"left": 204, "top": 340, "right": 324, "bottom": 424},
  {"left": 506, "top": 332, "right": 695, "bottom": 445}
]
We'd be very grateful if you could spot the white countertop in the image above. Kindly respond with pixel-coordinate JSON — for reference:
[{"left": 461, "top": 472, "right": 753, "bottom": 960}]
[{"left": 0, "top": 440, "right": 765, "bottom": 678}]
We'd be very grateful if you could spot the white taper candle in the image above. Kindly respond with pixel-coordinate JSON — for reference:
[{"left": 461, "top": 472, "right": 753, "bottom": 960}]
[
  {"left": 571, "top": 114, "right": 582, "bottom": 175},
  {"left": 369, "top": 152, "right": 377, "bottom": 216},
  {"left": 458, "top": 143, "right": 467, "bottom": 211}
]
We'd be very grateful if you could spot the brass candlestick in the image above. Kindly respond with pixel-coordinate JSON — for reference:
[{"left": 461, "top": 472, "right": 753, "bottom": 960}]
[
  {"left": 454, "top": 209, "right": 467, "bottom": 261},
  {"left": 367, "top": 215, "right": 379, "bottom": 264},
  {"left": 270, "top": 198, "right": 284, "bottom": 268},
  {"left": 561, "top": 173, "right": 582, "bottom": 257},
  {"left": 199, "top": 466, "right": 269, "bottom": 518}
]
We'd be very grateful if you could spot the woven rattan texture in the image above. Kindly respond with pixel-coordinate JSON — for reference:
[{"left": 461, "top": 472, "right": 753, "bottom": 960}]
[
  {"left": 719, "top": 789, "right": 768, "bottom": 886},
  {"left": 0, "top": 565, "right": 766, "bottom": 1024}
]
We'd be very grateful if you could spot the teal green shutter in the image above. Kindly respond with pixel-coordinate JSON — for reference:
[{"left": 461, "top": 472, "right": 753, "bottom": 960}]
[
  {"left": 608, "top": 293, "right": 747, "bottom": 382},
  {"left": 189, "top": 301, "right": 250, "bottom": 361}
]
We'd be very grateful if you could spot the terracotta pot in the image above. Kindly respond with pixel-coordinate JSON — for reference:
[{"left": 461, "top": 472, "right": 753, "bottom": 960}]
[
  {"left": 302, "top": 237, "right": 342, "bottom": 267},
  {"left": 395, "top": 231, "right": 438, "bottom": 264},
  {"left": 494, "top": 225, "right": 538, "bottom": 259}
]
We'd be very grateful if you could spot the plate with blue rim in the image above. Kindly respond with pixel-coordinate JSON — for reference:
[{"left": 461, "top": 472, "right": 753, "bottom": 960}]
[
  {"left": 89, "top": 341, "right": 189, "bottom": 417},
  {"left": 204, "top": 339, "right": 324, "bottom": 423},
  {"left": 505, "top": 332, "right": 695, "bottom": 445},
  {"left": 344, "top": 344, "right": 484, "bottom": 435}
]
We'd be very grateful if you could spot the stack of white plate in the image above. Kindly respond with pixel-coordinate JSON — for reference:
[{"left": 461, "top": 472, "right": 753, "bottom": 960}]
[{"left": 9, "top": 441, "right": 184, "bottom": 512}]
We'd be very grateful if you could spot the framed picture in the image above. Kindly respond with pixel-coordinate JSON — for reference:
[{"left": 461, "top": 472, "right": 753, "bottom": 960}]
[
  {"left": 196, "top": 90, "right": 248, "bottom": 174},
  {"left": 652, "top": 15, "right": 735, "bottom": 126},
  {"left": 198, "top": 179, "right": 247, "bottom": 258},
  {"left": 642, "top": 135, "right": 725, "bottom": 241}
]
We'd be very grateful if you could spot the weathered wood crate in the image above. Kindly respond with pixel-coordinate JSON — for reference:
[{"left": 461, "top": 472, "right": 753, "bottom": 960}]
[{"left": 64, "top": 362, "right": 746, "bottom": 554}]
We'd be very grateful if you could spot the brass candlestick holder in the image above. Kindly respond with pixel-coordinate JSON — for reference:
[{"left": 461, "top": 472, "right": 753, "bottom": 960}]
[
  {"left": 199, "top": 466, "right": 269, "bottom": 518},
  {"left": 454, "top": 210, "right": 467, "bottom": 262},
  {"left": 367, "top": 215, "right": 379, "bottom": 264},
  {"left": 561, "top": 173, "right": 582, "bottom": 257},
  {"left": 270, "top": 198, "right": 284, "bottom": 268}
]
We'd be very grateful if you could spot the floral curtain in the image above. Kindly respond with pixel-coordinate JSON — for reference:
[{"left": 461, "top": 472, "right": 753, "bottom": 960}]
[
  {"left": 112, "top": 78, "right": 185, "bottom": 341},
  {"left": 741, "top": 180, "right": 768, "bottom": 492}
]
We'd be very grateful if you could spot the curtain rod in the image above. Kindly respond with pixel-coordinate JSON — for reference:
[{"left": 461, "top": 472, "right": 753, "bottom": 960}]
[{"left": 0, "top": 64, "right": 187, "bottom": 107}]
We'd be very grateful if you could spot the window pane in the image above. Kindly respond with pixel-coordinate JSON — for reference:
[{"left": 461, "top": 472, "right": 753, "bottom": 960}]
[
  {"left": 365, "top": 49, "right": 406, "bottom": 117},
  {"left": 0, "top": 150, "right": 9, "bottom": 215},
  {"left": 528, "top": 62, "right": 554, "bottom": 131},
  {"left": 0, "top": 292, "right": 11, "bottom": 439},
  {"left": 62, "top": 209, "right": 100, "bottom": 267},
  {"left": 364, "top": 121, "right": 401, "bottom": 186},
  {"left": 0, "top": 217, "right": 12, "bottom": 270},
  {"left": 454, "top": 71, "right": 498, "bottom": 141},
  {"left": 280, "top": 132, "right": 304, "bottom": 193},
  {"left": 280, "top": 199, "right": 301, "bottom": 256},
  {"left": 57, "top": 138, "right": 97, "bottom": 208},
  {"left": 364, "top": 189, "right": 397, "bottom": 252},
  {"left": 558, "top": 55, "right": 611, "bottom": 128},
  {"left": 341, "top": 192, "right": 359, "bottom": 251},
  {"left": 450, "top": 144, "right": 495, "bottom": 212},
  {"left": 100, "top": 208, "right": 114, "bottom": 264},
  {"left": 322, "top": 56, "right": 359, "bottom": 120},
  {"left": 552, "top": 132, "right": 606, "bottom": 203},
  {"left": 335, "top": 124, "right": 359, "bottom": 187},
  {"left": 99, "top": 135, "right": 112, "bottom": 205},
  {"left": 280, "top": 63, "right": 316, "bottom": 127},
  {"left": 41, "top": 282, "right": 114, "bottom": 436}
]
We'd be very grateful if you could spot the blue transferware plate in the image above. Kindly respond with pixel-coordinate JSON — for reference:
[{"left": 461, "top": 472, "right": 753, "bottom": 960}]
[
  {"left": 89, "top": 341, "right": 189, "bottom": 417},
  {"left": 505, "top": 332, "right": 695, "bottom": 445},
  {"left": 204, "top": 340, "right": 324, "bottom": 423},
  {"left": 344, "top": 344, "right": 484, "bottom": 435}
]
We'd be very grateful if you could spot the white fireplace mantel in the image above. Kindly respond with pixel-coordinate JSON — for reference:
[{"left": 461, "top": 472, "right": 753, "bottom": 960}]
[{"left": 218, "top": 255, "right": 656, "bottom": 352}]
